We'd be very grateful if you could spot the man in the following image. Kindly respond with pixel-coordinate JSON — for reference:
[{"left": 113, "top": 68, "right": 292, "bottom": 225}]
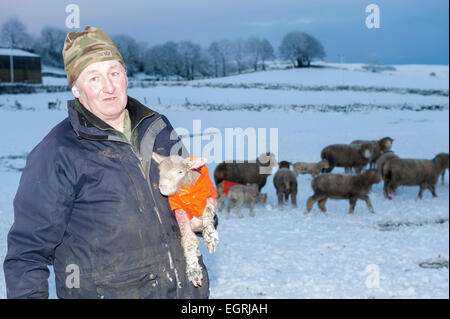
[{"left": 3, "top": 26, "right": 210, "bottom": 299}]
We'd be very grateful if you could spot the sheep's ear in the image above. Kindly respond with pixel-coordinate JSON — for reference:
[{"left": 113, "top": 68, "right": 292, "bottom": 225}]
[
  {"left": 184, "top": 156, "right": 207, "bottom": 170},
  {"left": 152, "top": 152, "right": 167, "bottom": 164}
]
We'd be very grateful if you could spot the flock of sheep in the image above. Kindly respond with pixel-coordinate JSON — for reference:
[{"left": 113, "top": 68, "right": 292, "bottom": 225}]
[
  {"left": 150, "top": 140, "right": 448, "bottom": 286},
  {"left": 213, "top": 138, "right": 449, "bottom": 217}
]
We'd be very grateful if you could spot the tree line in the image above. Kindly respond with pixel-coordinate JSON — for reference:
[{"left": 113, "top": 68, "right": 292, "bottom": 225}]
[{"left": 1, "top": 16, "right": 326, "bottom": 80}]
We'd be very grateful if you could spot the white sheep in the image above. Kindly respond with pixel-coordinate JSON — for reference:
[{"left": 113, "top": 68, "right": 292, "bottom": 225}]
[{"left": 152, "top": 153, "right": 219, "bottom": 287}]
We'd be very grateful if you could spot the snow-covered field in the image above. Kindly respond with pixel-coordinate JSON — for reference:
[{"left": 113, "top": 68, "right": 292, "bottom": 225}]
[{"left": 0, "top": 63, "right": 448, "bottom": 298}]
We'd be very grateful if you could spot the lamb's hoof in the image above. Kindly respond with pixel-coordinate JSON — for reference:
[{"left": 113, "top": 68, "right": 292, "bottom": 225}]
[
  {"left": 187, "top": 264, "right": 203, "bottom": 287},
  {"left": 203, "top": 226, "right": 219, "bottom": 254}
]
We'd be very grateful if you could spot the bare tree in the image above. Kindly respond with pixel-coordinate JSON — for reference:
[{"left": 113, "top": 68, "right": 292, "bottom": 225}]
[
  {"left": 259, "top": 38, "right": 274, "bottom": 71},
  {"left": 33, "top": 26, "right": 66, "bottom": 68},
  {"left": 231, "top": 38, "right": 246, "bottom": 74},
  {"left": 208, "top": 41, "right": 221, "bottom": 78},
  {"left": 112, "top": 34, "right": 141, "bottom": 75},
  {"left": 279, "top": 31, "right": 325, "bottom": 68},
  {"left": 1, "top": 16, "right": 32, "bottom": 49},
  {"left": 245, "top": 36, "right": 262, "bottom": 71},
  {"left": 218, "top": 39, "right": 234, "bottom": 77}
]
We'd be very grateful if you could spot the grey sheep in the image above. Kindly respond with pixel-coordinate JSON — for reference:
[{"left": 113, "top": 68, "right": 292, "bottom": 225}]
[
  {"left": 273, "top": 167, "right": 298, "bottom": 208},
  {"left": 226, "top": 183, "right": 261, "bottom": 219},
  {"left": 306, "top": 169, "right": 382, "bottom": 214},
  {"left": 351, "top": 137, "right": 394, "bottom": 168},
  {"left": 214, "top": 152, "right": 278, "bottom": 191},
  {"left": 383, "top": 153, "right": 449, "bottom": 199},
  {"left": 321, "top": 143, "right": 373, "bottom": 174},
  {"left": 293, "top": 159, "right": 329, "bottom": 177},
  {"left": 216, "top": 181, "right": 267, "bottom": 213}
]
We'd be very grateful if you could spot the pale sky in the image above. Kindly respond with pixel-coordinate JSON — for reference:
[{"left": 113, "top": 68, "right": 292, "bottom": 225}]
[{"left": 0, "top": 0, "right": 448, "bottom": 64}]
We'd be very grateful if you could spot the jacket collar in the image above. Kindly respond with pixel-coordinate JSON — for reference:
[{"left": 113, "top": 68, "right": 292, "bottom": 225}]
[{"left": 68, "top": 96, "right": 155, "bottom": 140}]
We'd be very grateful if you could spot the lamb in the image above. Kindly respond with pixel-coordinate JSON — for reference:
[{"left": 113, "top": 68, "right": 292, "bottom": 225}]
[
  {"left": 382, "top": 153, "right": 449, "bottom": 200},
  {"left": 226, "top": 183, "right": 262, "bottom": 219},
  {"left": 152, "top": 153, "right": 219, "bottom": 287},
  {"left": 214, "top": 152, "right": 278, "bottom": 191},
  {"left": 216, "top": 180, "right": 267, "bottom": 212},
  {"left": 321, "top": 143, "right": 373, "bottom": 174},
  {"left": 293, "top": 159, "right": 329, "bottom": 177},
  {"left": 306, "top": 169, "right": 382, "bottom": 214},
  {"left": 273, "top": 167, "right": 298, "bottom": 208},
  {"left": 351, "top": 137, "right": 394, "bottom": 168}
]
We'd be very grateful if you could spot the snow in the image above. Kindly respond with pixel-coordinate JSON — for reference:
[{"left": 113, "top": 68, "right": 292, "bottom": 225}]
[
  {"left": 0, "top": 48, "right": 39, "bottom": 58},
  {"left": 0, "top": 63, "right": 448, "bottom": 298}
]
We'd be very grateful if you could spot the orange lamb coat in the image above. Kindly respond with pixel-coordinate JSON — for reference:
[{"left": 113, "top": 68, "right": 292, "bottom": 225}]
[{"left": 168, "top": 165, "right": 217, "bottom": 220}]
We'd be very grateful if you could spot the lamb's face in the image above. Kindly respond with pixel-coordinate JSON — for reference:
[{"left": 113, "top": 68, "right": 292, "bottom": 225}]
[{"left": 158, "top": 157, "right": 188, "bottom": 196}]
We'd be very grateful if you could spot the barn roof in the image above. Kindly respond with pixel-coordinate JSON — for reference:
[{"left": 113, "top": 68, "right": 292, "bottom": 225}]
[{"left": 0, "top": 48, "right": 40, "bottom": 57}]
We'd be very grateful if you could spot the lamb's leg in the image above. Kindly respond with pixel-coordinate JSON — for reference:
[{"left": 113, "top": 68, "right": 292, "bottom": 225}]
[
  {"left": 226, "top": 198, "right": 234, "bottom": 219},
  {"left": 442, "top": 171, "right": 445, "bottom": 185},
  {"left": 383, "top": 182, "right": 392, "bottom": 200},
  {"left": 235, "top": 195, "right": 245, "bottom": 219},
  {"left": 202, "top": 198, "right": 219, "bottom": 253},
  {"left": 307, "top": 194, "right": 326, "bottom": 213},
  {"left": 291, "top": 192, "right": 297, "bottom": 208},
  {"left": 174, "top": 209, "right": 202, "bottom": 287},
  {"left": 348, "top": 197, "right": 357, "bottom": 214},
  {"left": 249, "top": 198, "right": 256, "bottom": 217},
  {"left": 277, "top": 191, "right": 283, "bottom": 208},
  {"left": 360, "top": 194, "right": 375, "bottom": 214},
  {"left": 418, "top": 183, "right": 425, "bottom": 199},
  {"left": 428, "top": 184, "right": 437, "bottom": 198},
  {"left": 318, "top": 197, "right": 327, "bottom": 212},
  {"left": 217, "top": 193, "right": 227, "bottom": 212}
]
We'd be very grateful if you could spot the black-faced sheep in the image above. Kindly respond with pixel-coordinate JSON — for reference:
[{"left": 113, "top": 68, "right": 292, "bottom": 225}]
[
  {"left": 320, "top": 143, "right": 373, "bottom": 174},
  {"left": 273, "top": 167, "right": 298, "bottom": 208},
  {"left": 214, "top": 152, "right": 278, "bottom": 191},
  {"left": 351, "top": 137, "right": 394, "bottom": 168},
  {"left": 382, "top": 153, "right": 449, "bottom": 200},
  {"left": 306, "top": 169, "right": 382, "bottom": 214},
  {"left": 293, "top": 159, "right": 329, "bottom": 177},
  {"left": 152, "top": 153, "right": 218, "bottom": 287}
]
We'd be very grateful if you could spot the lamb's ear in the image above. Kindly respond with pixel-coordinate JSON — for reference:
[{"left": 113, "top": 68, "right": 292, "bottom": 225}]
[
  {"left": 184, "top": 156, "right": 207, "bottom": 170},
  {"left": 152, "top": 152, "right": 167, "bottom": 164}
]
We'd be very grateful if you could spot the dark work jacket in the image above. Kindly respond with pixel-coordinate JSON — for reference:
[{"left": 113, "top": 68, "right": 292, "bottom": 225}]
[{"left": 3, "top": 96, "right": 209, "bottom": 299}]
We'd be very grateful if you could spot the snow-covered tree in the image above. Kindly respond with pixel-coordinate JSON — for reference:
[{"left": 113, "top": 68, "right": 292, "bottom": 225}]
[
  {"left": 1, "top": 16, "right": 32, "bottom": 49},
  {"left": 279, "top": 31, "right": 325, "bottom": 67},
  {"left": 112, "top": 34, "right": 141, "bottom": 75},
  {"left": 259, "top": 38, "right": 274, "bottom": 71},
  {"left": 33, "top": 26, "right": 66, "bottom": 68}
]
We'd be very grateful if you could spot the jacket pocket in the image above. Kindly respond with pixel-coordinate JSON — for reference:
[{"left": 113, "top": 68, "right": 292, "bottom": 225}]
[{"left": 94, "top": 264, "right": 159, "bottom": 299}]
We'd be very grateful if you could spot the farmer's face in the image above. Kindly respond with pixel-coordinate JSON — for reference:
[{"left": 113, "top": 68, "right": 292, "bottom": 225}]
[{"left": 71, "top": 60, "right": 128, "bottom": 122}]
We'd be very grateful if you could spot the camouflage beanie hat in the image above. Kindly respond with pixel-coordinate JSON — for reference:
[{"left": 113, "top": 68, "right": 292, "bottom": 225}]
[{"left": 62, "top": 26, "right": 127, "bottom": 88}]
